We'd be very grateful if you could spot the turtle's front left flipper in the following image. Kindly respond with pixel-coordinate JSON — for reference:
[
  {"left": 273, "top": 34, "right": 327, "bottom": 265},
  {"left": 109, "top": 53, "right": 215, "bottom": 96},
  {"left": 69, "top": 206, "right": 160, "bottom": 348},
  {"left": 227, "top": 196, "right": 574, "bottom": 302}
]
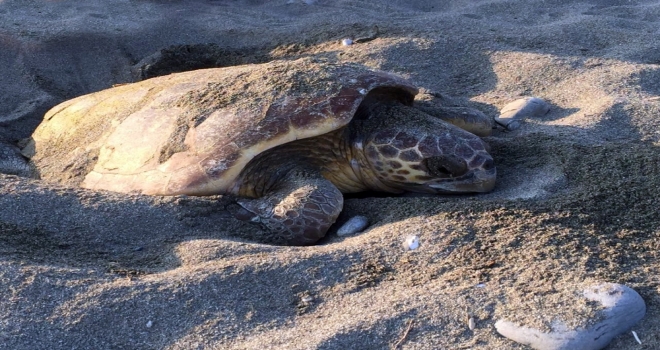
[{"left": 230, "top": 171, "right": 343, "bottom": 246}]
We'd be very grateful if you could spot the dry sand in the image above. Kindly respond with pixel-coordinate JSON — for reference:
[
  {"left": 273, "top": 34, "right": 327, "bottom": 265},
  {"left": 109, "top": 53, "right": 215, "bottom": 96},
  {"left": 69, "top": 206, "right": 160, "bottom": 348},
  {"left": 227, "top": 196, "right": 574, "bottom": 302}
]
[{"left": 1, "top": 0, "right": 660, "bottom": 349}]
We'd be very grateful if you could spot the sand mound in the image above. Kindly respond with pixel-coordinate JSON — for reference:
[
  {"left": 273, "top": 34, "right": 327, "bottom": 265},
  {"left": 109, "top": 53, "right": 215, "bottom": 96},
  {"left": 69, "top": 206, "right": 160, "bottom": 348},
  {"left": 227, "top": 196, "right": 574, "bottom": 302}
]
[{"left": 1, "top": 0, "right": 659, "bottom": 348}]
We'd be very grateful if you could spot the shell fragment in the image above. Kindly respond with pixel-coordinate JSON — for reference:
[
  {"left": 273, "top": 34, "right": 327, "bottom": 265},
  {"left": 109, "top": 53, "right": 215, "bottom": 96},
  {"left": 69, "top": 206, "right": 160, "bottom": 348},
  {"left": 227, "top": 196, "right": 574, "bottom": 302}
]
[
  {"left": 403, "top": 235, "right": 420, "bottom": 250},
  {"left": 468, "top": 317, "right": 476, "bottom": 330}
]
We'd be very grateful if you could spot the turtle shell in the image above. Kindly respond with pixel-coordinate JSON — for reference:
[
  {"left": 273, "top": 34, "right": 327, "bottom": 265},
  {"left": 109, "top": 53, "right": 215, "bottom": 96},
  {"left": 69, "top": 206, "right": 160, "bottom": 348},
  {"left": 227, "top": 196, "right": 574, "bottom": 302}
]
[{"left": 30, "top": 57, "right": 418, "bottom": 195}]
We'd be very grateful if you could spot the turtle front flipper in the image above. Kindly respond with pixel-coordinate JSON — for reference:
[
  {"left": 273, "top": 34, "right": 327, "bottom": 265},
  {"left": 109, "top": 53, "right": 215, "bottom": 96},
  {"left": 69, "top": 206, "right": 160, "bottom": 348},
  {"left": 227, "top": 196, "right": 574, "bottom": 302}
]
[
  {"left": 415, "top": 92, "right": 493, "bottom": 137},
  {"left": 417, "top": 105, "right": 494, "bottom": 137},
  {"left": 229, "top": 172, "right": 343, "bottom": 246}
]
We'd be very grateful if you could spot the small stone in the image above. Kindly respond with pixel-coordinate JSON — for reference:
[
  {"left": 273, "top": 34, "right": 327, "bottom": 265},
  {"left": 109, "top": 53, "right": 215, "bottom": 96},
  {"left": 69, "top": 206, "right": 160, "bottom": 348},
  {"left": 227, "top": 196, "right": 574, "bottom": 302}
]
[
  {"left": 341, "top": 38, "right": 353, "bottom": 46},
  {"left": 500, "top": 97, "right": 550, "bottom": 119},
  {"left": 336, "top": 216, "right": 369, "bottom": 236},
  {"left": 495, "top": 97, "right": 550, "bottom": 131},
  {"left": 403, "top": 235, "right": 419, "bottom": 250},
  {"left": 495, "top": 282, "right": 646, "bottom": 350},
  {"left": 146, "top": 320, "right": 153, "bottom": 328},
  {"left": 468, "top": 317, "right": 476, "bottom": 330}
]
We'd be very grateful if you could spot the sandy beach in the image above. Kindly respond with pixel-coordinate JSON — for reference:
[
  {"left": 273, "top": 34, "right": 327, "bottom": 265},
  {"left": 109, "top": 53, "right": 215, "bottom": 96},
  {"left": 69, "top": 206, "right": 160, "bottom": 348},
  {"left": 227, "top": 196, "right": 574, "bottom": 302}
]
[{"left": 1, "top": 0, "right": 659, "bottom": 349}]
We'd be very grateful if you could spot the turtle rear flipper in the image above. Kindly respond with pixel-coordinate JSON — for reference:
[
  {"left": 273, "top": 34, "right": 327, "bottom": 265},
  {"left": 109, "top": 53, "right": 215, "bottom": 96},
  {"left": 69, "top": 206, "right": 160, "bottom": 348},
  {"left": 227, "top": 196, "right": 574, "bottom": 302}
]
[
  {"left": 230, "top": 170, "right": 343, "bottom": 246},
  {"left": 0, "top": 141, "right": 35, "bottom": 177}
]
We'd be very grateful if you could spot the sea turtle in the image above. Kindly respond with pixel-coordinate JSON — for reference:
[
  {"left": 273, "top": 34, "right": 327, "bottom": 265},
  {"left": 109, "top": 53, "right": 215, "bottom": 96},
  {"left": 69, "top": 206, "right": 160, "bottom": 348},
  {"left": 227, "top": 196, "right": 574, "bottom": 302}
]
[{"left": 27, "top": 57, "right": 496, "bottom": 245}]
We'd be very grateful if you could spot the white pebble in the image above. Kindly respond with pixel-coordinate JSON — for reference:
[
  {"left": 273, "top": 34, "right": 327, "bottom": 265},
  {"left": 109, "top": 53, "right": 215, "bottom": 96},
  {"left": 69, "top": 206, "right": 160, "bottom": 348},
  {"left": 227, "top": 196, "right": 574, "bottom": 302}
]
[
  {"left": 336, "top": 216, "right": 369, "bottom": 236},
  {"left": 468, "top": 317, "right": 476, "bottom": 330},
  {"left": 403, "top": 235, "right": 419, "bottom": 250},
  {"left": 146, "top": 320, "right": 153, "bottom": 328},
  {"left": 341, "top": 38, "right": 353, "bottom": 46}
]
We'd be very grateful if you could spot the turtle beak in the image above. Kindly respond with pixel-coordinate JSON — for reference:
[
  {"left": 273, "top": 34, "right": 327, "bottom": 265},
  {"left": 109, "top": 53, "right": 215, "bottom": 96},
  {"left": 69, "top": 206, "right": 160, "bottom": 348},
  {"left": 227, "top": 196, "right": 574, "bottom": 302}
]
[{"left": 427, "top": 168, "right": 496, "bottom": 193}]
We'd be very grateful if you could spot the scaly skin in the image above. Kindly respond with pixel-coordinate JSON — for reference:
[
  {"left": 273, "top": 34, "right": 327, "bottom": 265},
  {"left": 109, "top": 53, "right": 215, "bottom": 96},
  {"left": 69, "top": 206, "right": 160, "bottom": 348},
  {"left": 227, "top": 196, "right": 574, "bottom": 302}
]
[
  {"left": 231, "top": 168, "right": 343, "bottom": 246},
  {"left": 230, "top": 102, "right": 496, "bottom": 245}
]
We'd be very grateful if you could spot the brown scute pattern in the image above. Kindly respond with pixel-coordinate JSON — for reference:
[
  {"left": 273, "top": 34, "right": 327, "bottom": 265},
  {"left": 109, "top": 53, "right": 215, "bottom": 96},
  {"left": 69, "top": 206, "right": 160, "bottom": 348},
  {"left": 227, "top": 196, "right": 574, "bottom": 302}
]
[
  {"left": 286, "top": 100, "right": 330, "bottom": 130},
  {"left": 158, "top": 115, "right": 191, "bottom": 163},
  {"left": 329, "top": 90, "right": 364, "bottom": 118},
  {"left": 162, "top": 164, "right": 207, "bottom": 195},
  {"left": 233, "top": 110, "right": 291, "bottom": 150},
  {"left": 361, "top": 105, "right": 495, "bottom": 188},
  {"left": 372, "top": 129, "right": 398, "bottom": 145},
  {"left": 170, "top": 59, "right": 416, "bottom": 193},
  {"left": 366, "top": 147, "right": 380, "bottom": 160},
  {"left": 388, "top": 160, "right": 403, "bottom": 169},
  {"left": 467, "top": 138, "right": 487, "bottom": 151},
  {"left": 31, "top": 84, "right": 157, "bottom": 187},
  {"left": 417, "top": 136, "right": 439, "bottom": 156},
  {"left": 468, "top": 153, "right": 488, "bottom": 169},
  {"left": 31, "top": 57, "right": 418, "bottom": 195},
  {"left": 392, "top": 132, "right": 419, "bottom": 149},
  {"left": 399, "top": 149, "right": 422, "bottom": 162},
  {"left": 378, "top": 145, "right": 399, "bottom": 159},
  {"left": 200, "top": 144, "right": 241, "bottom": 177},
  {"left": 454, "top": 143, "right": 475, "bottom": 158},
  {"left": 232, "top": 175, "right": 343, "bottom": 246},
  {"left": 304, "top": 203, "right": 320, "bottom": 210}
]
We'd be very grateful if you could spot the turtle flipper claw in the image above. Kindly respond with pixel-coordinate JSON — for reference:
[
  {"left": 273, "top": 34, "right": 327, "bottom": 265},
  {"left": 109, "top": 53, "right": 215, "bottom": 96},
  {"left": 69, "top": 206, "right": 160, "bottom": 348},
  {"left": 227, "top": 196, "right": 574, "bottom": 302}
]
[{"left": 230, "top": 174, "right": 343, "bottom": 246}]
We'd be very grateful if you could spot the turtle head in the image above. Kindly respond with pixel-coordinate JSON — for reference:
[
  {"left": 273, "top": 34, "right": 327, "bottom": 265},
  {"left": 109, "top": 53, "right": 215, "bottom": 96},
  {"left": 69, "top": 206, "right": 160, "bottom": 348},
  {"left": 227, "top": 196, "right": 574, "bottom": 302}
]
[{"left": 362, "top": 124, "right": 496, "bottom": 194}]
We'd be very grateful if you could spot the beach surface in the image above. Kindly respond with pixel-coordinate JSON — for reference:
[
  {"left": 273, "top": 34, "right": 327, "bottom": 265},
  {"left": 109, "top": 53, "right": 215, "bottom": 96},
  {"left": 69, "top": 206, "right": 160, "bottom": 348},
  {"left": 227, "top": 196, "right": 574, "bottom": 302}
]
[{"left": 1, "top": 0, "right": 659, "bottom": 349}]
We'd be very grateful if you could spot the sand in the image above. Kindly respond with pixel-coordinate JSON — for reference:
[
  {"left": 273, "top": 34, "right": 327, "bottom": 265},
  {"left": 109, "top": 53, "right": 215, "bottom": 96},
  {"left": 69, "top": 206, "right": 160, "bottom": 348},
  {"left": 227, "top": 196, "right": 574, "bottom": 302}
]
[{"left": 1, "top": 0, "right": 659, "bottom": 349}]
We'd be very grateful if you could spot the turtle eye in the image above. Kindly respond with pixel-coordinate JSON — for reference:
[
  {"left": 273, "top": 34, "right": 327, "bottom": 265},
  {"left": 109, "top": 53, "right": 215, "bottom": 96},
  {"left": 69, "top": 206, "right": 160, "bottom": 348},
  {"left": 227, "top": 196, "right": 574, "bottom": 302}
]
[{"left": 425, "top": 155, "right": 468, "bottom": 178}]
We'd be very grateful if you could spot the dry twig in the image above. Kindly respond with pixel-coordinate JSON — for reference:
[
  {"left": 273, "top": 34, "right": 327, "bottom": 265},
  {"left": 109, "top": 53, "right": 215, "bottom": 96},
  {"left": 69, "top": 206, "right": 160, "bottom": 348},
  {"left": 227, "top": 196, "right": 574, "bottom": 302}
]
[{"left": 391, "top": 319, "right": 414, "bottom": 349}]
